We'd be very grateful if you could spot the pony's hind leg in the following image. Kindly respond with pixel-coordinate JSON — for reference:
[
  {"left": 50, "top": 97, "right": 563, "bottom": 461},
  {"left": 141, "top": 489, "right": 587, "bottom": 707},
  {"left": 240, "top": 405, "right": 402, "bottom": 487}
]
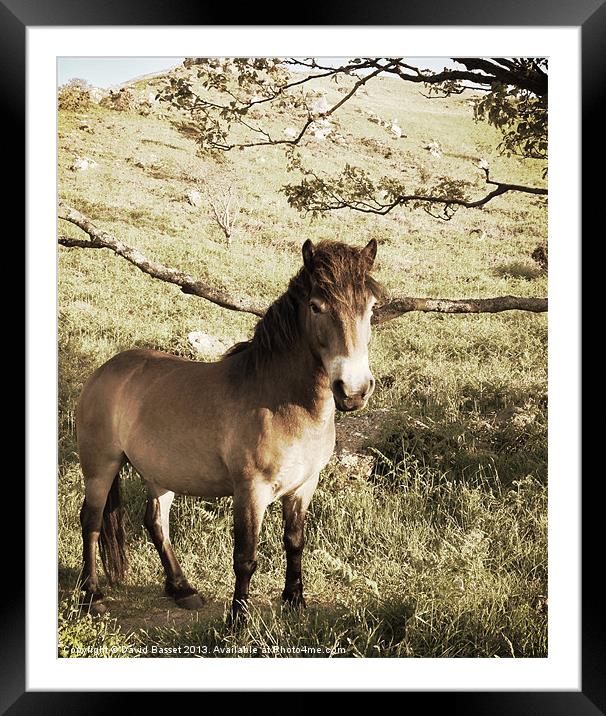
[
  {"left": 79, "top": 454, "right": 127, "bottom": 614},
  {"left": 144, "top": 485, "right": 204, "bottom": 610}
]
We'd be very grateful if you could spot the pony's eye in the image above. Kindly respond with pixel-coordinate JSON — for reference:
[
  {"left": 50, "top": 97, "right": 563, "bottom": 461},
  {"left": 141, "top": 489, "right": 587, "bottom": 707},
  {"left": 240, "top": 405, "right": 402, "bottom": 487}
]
[{"left": 310, "top": 302, "right": 321, "bottom": 314}]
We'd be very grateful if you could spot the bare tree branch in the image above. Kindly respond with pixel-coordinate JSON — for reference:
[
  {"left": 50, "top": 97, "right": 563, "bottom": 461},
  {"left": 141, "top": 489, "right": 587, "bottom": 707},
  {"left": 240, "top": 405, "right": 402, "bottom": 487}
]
[
  {"left": 58, "top": 203, "right": 547, "bottom": 322},
  {"left": 57, "top": 202, "right": 266, "bottom": 317},
  {"left": 373, "top": 295, "right": 547, "bottom": 323},
  {"left": 58, "top": 236, "right": 104, "bottom": 249},
  {"left": 451, "top": 58, "right": 548, "bottom": 97}
]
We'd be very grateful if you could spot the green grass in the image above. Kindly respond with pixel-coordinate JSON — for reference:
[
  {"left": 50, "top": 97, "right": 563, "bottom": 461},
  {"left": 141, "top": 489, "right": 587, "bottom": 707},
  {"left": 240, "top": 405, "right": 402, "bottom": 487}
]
[{"left": 58, "top": 66, "right": 547, "bottom": 658}]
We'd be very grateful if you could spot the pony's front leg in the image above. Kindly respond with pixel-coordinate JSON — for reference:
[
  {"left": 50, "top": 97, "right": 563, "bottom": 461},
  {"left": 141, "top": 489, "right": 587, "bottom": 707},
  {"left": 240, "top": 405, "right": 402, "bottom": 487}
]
[
  {"left": 230, "top": 480, "right": 272, "bottom": 624},
  {"left": 281, "top": 474, "right": 319, "bottom": 608}
]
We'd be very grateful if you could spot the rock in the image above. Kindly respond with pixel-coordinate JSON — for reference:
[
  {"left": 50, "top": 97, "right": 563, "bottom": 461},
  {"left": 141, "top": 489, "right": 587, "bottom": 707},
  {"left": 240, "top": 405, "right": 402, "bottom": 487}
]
[
  {"left": 187, "top": 332, "right": 227, "bottom": 356},
  {"left": 311, "top": 97, "right": 330, "bottom": 116},
  {"left": 71, "top": 156, "right": 98, "bottom": 171},
  {"left": 185, "top": 190, "right": 202, "bottom": 207},
  {"left": 130, "top": 153, "right": 159, "bottom": 170},
  {"left": 89, "top": 87, "right": 106, "bottom": 104},
  {"left": 335, "top": 450, "right": 375, "bottom": 479},
  {"left": 309, "top": 118, "right": 332, "bottom": 140},
  {"left": 423, "top": 140, "right": 442, "bottom": 158}
]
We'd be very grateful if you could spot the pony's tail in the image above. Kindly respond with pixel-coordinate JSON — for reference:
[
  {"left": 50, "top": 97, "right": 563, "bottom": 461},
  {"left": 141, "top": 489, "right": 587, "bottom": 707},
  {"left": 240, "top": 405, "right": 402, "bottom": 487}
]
[{"left": 99, "top": 474, "right": 128, "bottom": 585}]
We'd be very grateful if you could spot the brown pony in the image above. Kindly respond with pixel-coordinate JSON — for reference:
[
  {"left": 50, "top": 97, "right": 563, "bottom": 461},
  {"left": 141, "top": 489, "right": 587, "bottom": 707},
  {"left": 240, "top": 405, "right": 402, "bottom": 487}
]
[{"left": 76, "top": 238, "right": 381, "bottom": 621}]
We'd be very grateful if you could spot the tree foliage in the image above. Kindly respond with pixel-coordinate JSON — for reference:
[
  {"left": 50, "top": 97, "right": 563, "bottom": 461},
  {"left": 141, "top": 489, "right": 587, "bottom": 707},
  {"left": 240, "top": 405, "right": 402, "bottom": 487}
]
[
  {"left": 58, "top": 77, "right": 93, "bottom": 111},
  {"left": 158, "top": 57, "right": 548, "bottom": 219},
  {"left": 472, "top": 59, "right": 547, "bottom": 162}
]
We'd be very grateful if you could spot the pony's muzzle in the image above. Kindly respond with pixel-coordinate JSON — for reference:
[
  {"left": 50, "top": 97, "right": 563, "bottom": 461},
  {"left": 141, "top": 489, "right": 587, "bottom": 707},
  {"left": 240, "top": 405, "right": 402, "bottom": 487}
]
[{"left": 332, "top": 377, "right": 375, "bottom": 411}]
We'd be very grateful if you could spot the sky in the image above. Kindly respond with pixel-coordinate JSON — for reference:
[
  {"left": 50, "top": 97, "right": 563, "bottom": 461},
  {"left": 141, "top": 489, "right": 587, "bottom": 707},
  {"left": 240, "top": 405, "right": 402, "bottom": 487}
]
[
  {"left": 57, "top": 57, "right": 186, "bottom": 88},
  {"left": 57, "top": 57, "right": 458, "bottom": 88}
]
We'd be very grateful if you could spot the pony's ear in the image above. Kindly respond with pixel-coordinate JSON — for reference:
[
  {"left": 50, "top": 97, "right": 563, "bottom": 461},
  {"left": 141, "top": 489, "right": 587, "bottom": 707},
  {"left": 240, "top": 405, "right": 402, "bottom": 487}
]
[
  {"left": 302, "top": 239, "right": 315, "bottom": 273},
  {"left": 362, "top": 238, "right": 378, "bottom": 269}
]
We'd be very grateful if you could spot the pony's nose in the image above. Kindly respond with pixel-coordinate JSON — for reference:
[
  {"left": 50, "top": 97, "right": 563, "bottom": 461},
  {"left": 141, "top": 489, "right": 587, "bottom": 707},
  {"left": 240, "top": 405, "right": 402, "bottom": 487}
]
[{"left": 332, "top": 377, "right": 375, "bottom": 410}]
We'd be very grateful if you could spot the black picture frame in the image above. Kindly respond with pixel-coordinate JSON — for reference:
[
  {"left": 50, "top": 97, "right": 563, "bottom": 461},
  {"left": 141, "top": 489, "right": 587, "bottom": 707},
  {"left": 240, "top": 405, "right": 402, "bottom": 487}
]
[{"left": 13, "top": 1, "right": 594, "bottom": 712}]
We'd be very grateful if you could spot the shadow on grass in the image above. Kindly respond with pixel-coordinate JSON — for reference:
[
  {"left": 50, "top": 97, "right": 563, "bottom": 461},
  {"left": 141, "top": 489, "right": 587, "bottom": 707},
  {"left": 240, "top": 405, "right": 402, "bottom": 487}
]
[
  {"left": 443, "top": 151, "right": 478, "bottom": 161},
  {"left": 59, "top": 561, "right": 417, "bottom": 658},
  {"left": 61, "top": 195, "right": 186, "bottom": 236},
  {"left": 370, "top": 384, "right": 547, "bottom": 491},
  {"left": 59, "top": 553, "right": 546, "bottom": 658},
  {"left": 140, "top": 137, "right": 186, "bottom": 152},
  {"left": 59, "top": 564, "right": 219, "bottom": 628},
  {"left": 492, "top": 260, "right": 543, "bottom": 280},
  {"left": 169, "top": 121, "right": 228, "bottom": 162}
]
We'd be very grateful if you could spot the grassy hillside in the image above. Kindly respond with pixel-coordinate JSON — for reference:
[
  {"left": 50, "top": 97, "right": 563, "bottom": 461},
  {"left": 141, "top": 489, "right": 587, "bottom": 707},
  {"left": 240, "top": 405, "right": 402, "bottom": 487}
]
[{"left": 58, "top": 64, "right": 547, "bottom": 658}]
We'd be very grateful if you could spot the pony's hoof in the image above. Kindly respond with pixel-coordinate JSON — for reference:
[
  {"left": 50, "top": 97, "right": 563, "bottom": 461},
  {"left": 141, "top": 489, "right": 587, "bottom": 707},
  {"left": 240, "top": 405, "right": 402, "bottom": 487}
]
[
  {"left": 165, "top": 579, "right": 203, "bottom": 609},
  {"left": 175, "top": 592, "right": 205, "bottom": 610}
]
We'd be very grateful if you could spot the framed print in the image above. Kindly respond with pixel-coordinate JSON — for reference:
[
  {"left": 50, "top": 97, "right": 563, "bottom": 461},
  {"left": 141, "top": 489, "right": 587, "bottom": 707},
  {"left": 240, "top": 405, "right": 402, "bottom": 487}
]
[{"left": 12, "top": 1, "right": 596, "bottom": 712}]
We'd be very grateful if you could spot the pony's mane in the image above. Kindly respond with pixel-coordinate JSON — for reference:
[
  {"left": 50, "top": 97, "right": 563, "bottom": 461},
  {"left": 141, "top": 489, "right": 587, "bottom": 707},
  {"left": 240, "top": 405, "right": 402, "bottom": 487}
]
[
  {"left": 223, "top": 241, "right": 384, "bottom": 378},
  {"left": 311, "top": 240, "right": 384, "bottom": 316}
]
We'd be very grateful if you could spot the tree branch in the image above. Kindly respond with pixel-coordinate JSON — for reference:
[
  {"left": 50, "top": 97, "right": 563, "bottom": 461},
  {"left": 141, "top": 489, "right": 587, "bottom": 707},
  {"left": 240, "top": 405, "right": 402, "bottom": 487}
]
[
  {"left": 372, "top": 295, "right": 547, "bottom": 323},
  {"left": 283, "top": 165, "right": 547, "bottom": 219},
  {"left": 57, "top": 202, "right": 266, "bottom": 317},
  {"left": 206, "top": 64, "right": 386, "bottom": 151},
  {"left": 165, "top": 57, "right": 547, "bottom": 158},
  {"left": 58, "top": 236, "right": 104, "bottom": 249},
  {"left": 58, "top": 203, "right": 547, "bottom": 321},
  {"left": 451, "top": 58, "right": 548, "bottom": 97}
]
